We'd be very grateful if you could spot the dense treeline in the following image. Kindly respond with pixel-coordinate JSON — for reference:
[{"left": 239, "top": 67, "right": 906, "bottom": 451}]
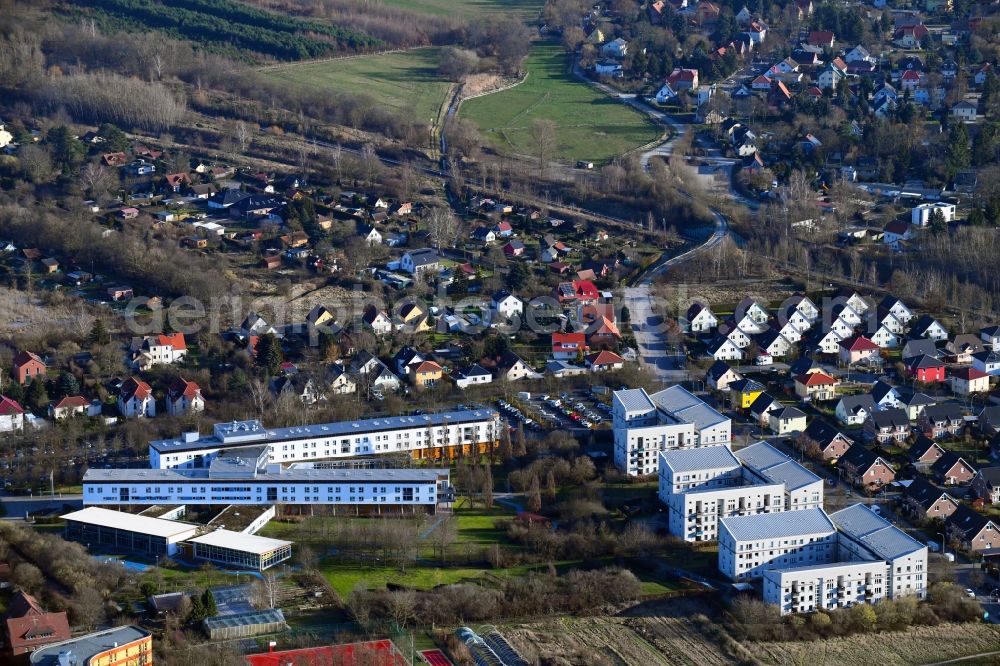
[
  {"left": 78, "top": 0, "right": 380, "bottom": 60},
  {"left": 35, "top": 72, "right": 185, "bottom": 132}
]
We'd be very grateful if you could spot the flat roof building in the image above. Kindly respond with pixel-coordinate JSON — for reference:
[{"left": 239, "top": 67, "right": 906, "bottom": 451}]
[
  {"left": 188, "top": 529, "right": 292, "bottom": 571},
  {"left": 718, "top": 508, "right": 838, "bottom": 580},
  {"left": 613, "top": 386, "right": 732, "bottom": 476},
  {"left": 736, "top": 441, "right": 824, "bottom": 510},
  {"left": 62, "top": 507, "right": 199, "bottom": 557},
  {"left": 148, "top": 409, "right": 501, "bottom": 469},
  {"left": 83, "top": 460, "right": 452, "bottom": 513},
  {"left": 763, "top": 560, "right": 888, "bottom": 615},
  {"left": 29, "top": 625, "right": 151, "bottom": 666},
  {"left": 830, "top": 503, "right": 928, "bottom": 599}
]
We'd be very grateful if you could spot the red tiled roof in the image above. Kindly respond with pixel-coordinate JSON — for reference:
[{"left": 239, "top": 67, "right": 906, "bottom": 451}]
[
  {"left": 795, "top": 371, "right": 836, "bottom": 386},
  {"left": 120, "top": 376, "right": 152, "bottom": 401},
  {"left": 410, "top": 360, "right": 442, "bottom": 374},
  {"left": 840, "top": 336, "right": 879, "bottom": 351},
  {"left": 168, "top": 377, "right": 201, "bottom": 400},
  {"left": 4, "top": 592, "right": 71, "bottom": 654},
  {"left": 157, "top": 332, "right": 187, "bottom": 351},
  {"left": 951, "top": 367, "right": 989, "bottom": 380},
  {"left": 587, "top": 350, "right": 624, "bottom": 366},
  {"left": 52, "top": 396, "right": 88, "bottom": 410},
  {"left": 0, "top": 396, "right": 24, "bottom": 416},
  {"left": 552, "top": 332, "right": 587, "bottom": 352},
  {"left": 12, "top": 351, "right": 44, "bottom": 369}
]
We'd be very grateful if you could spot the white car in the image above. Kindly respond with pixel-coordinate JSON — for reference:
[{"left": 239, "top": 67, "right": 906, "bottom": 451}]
[{"left": 965, "top": 588, "right": 976, "bottom": 598}]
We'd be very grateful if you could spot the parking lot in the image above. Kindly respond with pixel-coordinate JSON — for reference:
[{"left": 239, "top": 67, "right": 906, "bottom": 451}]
[{"left": 500, "top": 388, "right": 613, "bottom": 433}]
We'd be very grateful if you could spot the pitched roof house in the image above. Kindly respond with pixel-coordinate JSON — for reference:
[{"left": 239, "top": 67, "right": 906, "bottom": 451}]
[
  {"left": 931, "top": 451, "right": 977, "bottom": 486},
  {"left": 838, "top": 445, "right": 895, "bottom": 489},
  {"left": 3, "top": 591, "right": 71, "bottom": 656},
  {"left": 902, "top": 477, "right": 959, "bottom": 522},
  {"left": 947, "top": 504, "right": 1000, "bottom": 552}
]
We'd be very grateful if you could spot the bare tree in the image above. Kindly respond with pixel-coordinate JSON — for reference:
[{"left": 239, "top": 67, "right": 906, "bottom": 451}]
[
  {"left": 426, "top": 206, "right": 460, "bottom": 253},
  {"left": 71, "top": 587, "right": 105, "bottom": 630},
  {"left": 235, "top": 121, "right": 252, "bottom": 155},
  {"left": 250, "top": 570, "right": 280, "bottom": 609},
  {"left": 386, "top": 590, "right": 417, "bottom": 628},
  {"left": 529, "top": 119, "right": 557, "bottom": 178},
  {"left": 80, "top": 161, "right": 115, "bottom": 199},
  {"left": 360, "top": 143, "right": 380, "bottom": 187}
]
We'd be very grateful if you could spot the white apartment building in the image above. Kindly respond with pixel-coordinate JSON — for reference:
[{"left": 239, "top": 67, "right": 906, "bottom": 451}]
[
  {"left": 718, "top": 508, "right": 838, "bottom": 580},
  {"left": 85, "top": 444, "right": 453, "bottom": 512},
  {"left": 148, "top": 409, "right": 501, "bottom": 470},
  {"left": 736, "top": 441, "right": 824, "bottom": 510},
  {"left": 830, "top": 503, "right": 928, "bottom": 599},
  {"left": 613, "top": 386, "right": 731, "bottom": 476},
  {"left": 763, "top": 560, "right": 888, "bottom": 615},
  {"left": 658, "top": 446, "right": 785, "bottom": 542}
]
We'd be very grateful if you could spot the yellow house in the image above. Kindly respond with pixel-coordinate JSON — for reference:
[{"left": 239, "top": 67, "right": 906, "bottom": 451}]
[
  {"left": 409, "top": 360, "right": 443, "bottom": 388},
  {"left": 397, "top": 302, "right": 431, "bottom": 333},
  {"left": 730, "top": 378, "right": 765, "bottom": 409},
  {"left": 306, "top": 304, "right": 336, "bottom": 328},
  {"left": 29, "top": 626, "right": 153, "bottom": 666}
]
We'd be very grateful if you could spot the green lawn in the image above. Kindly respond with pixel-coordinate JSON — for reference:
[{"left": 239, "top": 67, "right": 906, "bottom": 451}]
[
  {"left": 322, "top": 561, "right": 496, "bottom": 597},
  {"left": 264, "top": 47, "right": 452, "bottom": 125},
  {"left": 453, "top": 500, "right": 517, "bottom": 545},
  {"left": 460, "top": 43, "right": 660, "bottom": 163},
  {"left": 381, "top": 0, "right": 543, "bottom": 18}
]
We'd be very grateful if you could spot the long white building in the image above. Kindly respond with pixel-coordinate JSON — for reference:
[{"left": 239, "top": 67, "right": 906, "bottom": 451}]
[
  {"left": 763, "top": 560, "right": 888, "bottom": 615},
  {"left": 613, "top": 386, "right": 731, "bottom": 476},
  {"left": 148, "top": 409, "right": 501, "bottom": 469},
  {"left": 830, "top": 503, "right": 928, "bottom": 600},
  {"left": 735, "top": 441, "right": 824, "bottom": 510},
  {"left": 85, "top": 445, "right": 453, "bottom": 513},
  {"left": 658, "top": 447, "right": 785, "bottom": 542},
  {"left": 718, "top": 508, "right": 838, "bottom": 581}
]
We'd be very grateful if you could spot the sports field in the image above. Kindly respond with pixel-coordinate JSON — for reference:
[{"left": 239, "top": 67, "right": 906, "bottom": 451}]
[
  {"left": 381, "top": 0, "right": 543, "bottom": 18},
  {"left": 264, "top": 47, "right": 452, "bottom": 124},
  {"left": 459, "top": 44, "right": 660, "bottom": 164}
]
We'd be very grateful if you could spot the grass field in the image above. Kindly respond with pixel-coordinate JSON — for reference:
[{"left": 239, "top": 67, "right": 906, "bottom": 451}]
[
  {"left": 460, "top": 44, "right": 660, "bottom": 163},
  {"left": 381, "top": 0, "right": 543, "bottom": 18},
  {"left": 264, "top": 47, "right": 452, "bottom": 125}
]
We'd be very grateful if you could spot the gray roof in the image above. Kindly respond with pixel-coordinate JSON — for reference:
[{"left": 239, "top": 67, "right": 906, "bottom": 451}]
[
  {"left": 720, "top": 507, "right": 835, "bottom": 542},
  {"left": 659, "top": 446, "right": 739, "bottom": 474},
  {"left": 651, "top": 385, "right": 729, "bottom": 430},
  {"left": 839, "top": 394, "right": 876, "bottom": 415},
  {"left": 404, "top": 248, "right": 440, "bottom": 266},
  {"left": 30, "top": 626, "right": 150, "bottom": 666},
  {"left": 830, "top": 503, "right": 925, "bottom": 561},
  {"left": 150, "top": 409, "right": 498, "bottom": 454},
  {"left": 84, "top": 466, "right": 448, "bottom": 484},
  {"left": 736, "top": 441, "right": 821, "bottom": 491},
  {"left": 614, "top": 388, "right": 656, "bottom": 413}
]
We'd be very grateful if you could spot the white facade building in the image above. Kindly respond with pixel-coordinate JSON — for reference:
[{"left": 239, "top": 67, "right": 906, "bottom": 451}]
[
  {"left": 763, "top": 560, "right": 888, "bottom": 615},
  {"left": 830, "top": 503, "right": 928, "bottom": 600},
  {"left": 719, "top": 508, "right": 838, "bottom": 580},
  {"left": 85, "top": 445, "right": 452, "bottom": 512},
  {"left": 911, "top": 202, "right": 956, "bottom": 226},
  {"left": 148, "top": 409, "right": 501, "bottom": 470},
  {"left": 613, "top": 386, "right": 731, "bottom": 476},
  {"left": 735, "top": 441, "right": 824, "bottom": 510}
]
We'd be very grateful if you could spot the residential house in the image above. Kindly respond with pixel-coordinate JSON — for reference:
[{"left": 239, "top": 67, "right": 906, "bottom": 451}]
[
  {"left": 787, "top": 293, "right": 820, "bottom": 322},
  {"left": 864, "top": 408, "right": 910, "bottom": 443},
  {"left": 906, "top": 354, "right": 946, "bottom": 383},
  {"left": 814, "top": 328, "right": 846, "bottom": 355},
  {"left": 271, "top": 375, "right": 325, "bottom": 405},
  {"left": 883, "top": 220, "right": 912, "bottom": 250},
  {"left": 362, "top": 306, "right": 393, "bottom": 336},
  {"left": 358, "top": 224, "right": 382, "bottom": 245},
  {"left": 552, "top": 332, "right": 588, "bottom": 360},
  {"left": 327, "top": 364, "right": 357, "bottom": 395},
  {"left": 879, "top": 296, "right": 915, "bottom": 325},
  {"left": 730, "top": 378, "right": 765, "bottom": 410},
  {"left": 979, "top": 325, "right": 1000, "bottom": 349},
  {"left": 980, "top": 406, "right": 1000, "bottom": 436},
  {"left": 400, "top": 248, "right": 440, "bottom": 276},
  {"left": 845, "top": 45, "right": 875, "bottom": 63},
  {"left": 705, "top": 360, "right": 741, "bottom": 392},
  {"left": 769, "top": 405, "right": 808, "bottom": 435},
  {"left": 706, "top": 336, "right": 743, "bottom": 361},
  {"left": 871, "top": 325, "right": 902, "bottom": 349},
  {"left": 972, "top": 350, "right": 1000, "bottom": 376},
  {"left": 409, "top": 360, "right": 443, "bottom": 388},
  {"left": 756, "top": 329, "right": 793, "bottom": 358},
  {"left": 902, "top": 477, "right": 959, "bottom": 522},
  {"left": 807, "top": 30, "right": 835, "bottom": 48},
  {"left": 586, "top": 350, "right": 625, "bottom": 372},
  {"left": 801, "top": 420, "right": 853, "bottom": 460},
  {"left": 836, "top": 394, "right": 878, "bottom": 426},
  {"left": 839, "top": 336, "right": 881, "bottom": 366},
  {"left": 493, "top": 351, "right": 538, "bottom": 382},
  {"left": 932, "top": 452, "right": 976, "bottom": 486},
  {"left": 601, "top": 37, "right": 628, "bottom": 58},
  {"left": 11, "top": 350, "right": 45, "bottom": 385},
  {"left": 492, "top": 290, "right": 523, "bottom": 320},
  {"left": 839, "top": 445, "right": 896, "bottom": 489},
  {"left": 951, "top": 100, "right": 978, "bottom": 121},
  {"left": 919, "top": 403, "right": 965, "bottom": 439},
  {"left": 749, "top": 393, "right": 781, "bottom": 427},
  {"left": 947, "top": 504, "right": 999, "bottom": 552},
  {"left": 351, "top": 352, "right": 401, "bottom": 394},
  {"left": 951, "top": 367, "right": 990, "bottom": 395},
  {"left": 794, "top": 371, "right": 838, "bottom": 402},
  {"left": 971, "top": 467, "right": 1000, "bottom": 504},
  {"left": 912, "top": 202, "right": 956, "bottom": 226},
  {"left": 897, "top": 388, "right": 938, "bottom": 421},
  {"left": 0, "top": 396, "right": 25, "bottom": 433},
  {"left": 686, "top": 303, "right": 718, "bottom": 333},
  {"left": 667, "top": 68, "right": 700, "bottom": 90},
  {"left": 166, "top": 377, "right": 204, "bottom": 416},
  {"left": 943, "top": 335, "right": 985, "bottom": 364},
  {"left": 910, "top": 435, "right": 946, "bottom": 468},
  {"left": 911, "top": 315, "right": 949, "bottom": 341},
  {"left": 894, "top": 23, "right": 929, "bottom": 48},
  {"left": 396, "top": 302, "right": 431, "bottom": 333},
  {"left": 902, "top": 338, "right": 940, "bottom": 361},
  {"left": 48, "top": 396, "right": 88, "bottom": 420},
  {"left": 118, "top": 377, "right": 155, "bottom": 418},
  {"left": 131, "top": 333, "right": 187, "bottom": 370},
  {"left": 453, "top": 363, "right": 493, "bottom": 389},
  {"left": 871, "top": 380, "right": 901, "bottom": 410}
]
